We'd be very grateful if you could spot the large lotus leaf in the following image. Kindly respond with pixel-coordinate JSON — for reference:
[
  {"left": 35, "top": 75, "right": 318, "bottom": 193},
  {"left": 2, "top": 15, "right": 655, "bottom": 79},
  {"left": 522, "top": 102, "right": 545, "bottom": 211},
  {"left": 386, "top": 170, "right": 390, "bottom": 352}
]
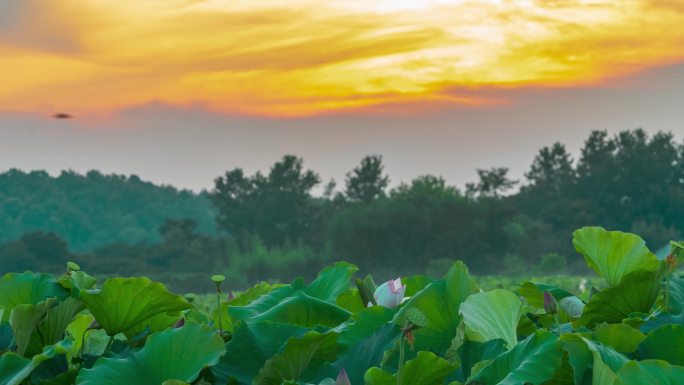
[
  {"left": 560, "top": 334, "right": 628, "bottom": 385},
  {"left": 79, "top": 277, "right": 191, "bottom": 336},
  {"left": 666, "top": 276, "right": 684, "bottom": 314},
  {"left": 364, "top": 351, "right": 457, "bottom": 385},
  {"left": 10, "top": 298, "right": 56, "bottom": 355},
  {"left": 0, "top": 272, "right": 67, "bottom": 323},
  {"left": 640, "top": 309, "right": 684, "bottom": 333},
  {"left": 636, "top": 324, "right": 684, "bottom": 366},
  {"left": 76, "top": 322, "right": 225, "bottom": 385},
  {"left": 576, "top": 267, "right": 665, "bottom": 327},
  {"left": 460, "top": 289, "right": 522, "bottom": 350},
  {"left": 572, "top": 227, "right": 659, "bottom": 287},
  {"left": 593, "top": 323, "right": 646, "bottom": 353},
  {"left": 335, "top": 289, "right": 365, "bottom": 313},
  {"left": 215, "top": 281, "right": 280, "bottom": 332},
  {"left": 303, "top": 262, "right": 358, "bottom": 303},
  {"left": 212, "top": 320, "right": 310, "bottom": 384},
  {"left": 228, "top": 280, "right": 302, "bottom": 321},
  {"left": 393, "top": 261, "right": 474, "bottom": 354},
  {"left": 403, "top": 275, "right": 436, "bottom": 296},
  {"left": 613, "top": 359, "right": 684, "bottom": 385},
  {"left": 254, "top": 331, "right": 339, "bottom": 385},
  {"left": 467, "top": 330, "right": 562, "bottom": 385},
  {"left": 37, "top": 297, "right": 85, "bottom": 347},
  {"left": 124, "top": 310, "right": 183, "bottom": 339},
  {"left": 453, "top": 339, "right": 507, "bottom": 382},
  {"left": 65, "top": 313, "right": 94, "bottom": 356},
  {"left": 0, "top": 339, "right": 71, "bottom": 385},
  {"left": 249, "top": 291, "right": 351, "bottom": 328},
  {"left": 313, "top": 308, "right": 401, "bottom": 385}
]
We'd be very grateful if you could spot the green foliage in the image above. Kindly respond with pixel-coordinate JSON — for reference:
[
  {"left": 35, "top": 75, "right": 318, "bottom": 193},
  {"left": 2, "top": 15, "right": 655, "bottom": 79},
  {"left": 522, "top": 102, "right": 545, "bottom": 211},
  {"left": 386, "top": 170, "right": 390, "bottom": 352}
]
[
  {"left": 2, "top": 228, "right": 684, "bottom": 385},
  {"left": 76, "top": 323, "right": 225, "bottom": 385},
  {"left": 79, "top": 277, "right": 191, "bottom": 336},
  {"left": 0, "top": 169, "right": 214, "bottom": 251}
]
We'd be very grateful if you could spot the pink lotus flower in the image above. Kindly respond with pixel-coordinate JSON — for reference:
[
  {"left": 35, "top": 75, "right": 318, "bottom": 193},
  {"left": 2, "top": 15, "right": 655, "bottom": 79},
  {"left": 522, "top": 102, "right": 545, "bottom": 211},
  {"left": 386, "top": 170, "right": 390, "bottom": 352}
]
[
  {"left": 374, "top": 278, "right": 406, "bottom": 308},
  {"left": 336, "top": 368, "right": 351, "bottom": 385}
]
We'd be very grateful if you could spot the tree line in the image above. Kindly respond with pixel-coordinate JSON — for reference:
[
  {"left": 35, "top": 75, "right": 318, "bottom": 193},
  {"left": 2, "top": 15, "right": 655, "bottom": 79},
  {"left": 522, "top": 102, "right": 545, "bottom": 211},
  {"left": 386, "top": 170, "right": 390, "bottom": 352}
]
[{"left": 1, "top": 128, "right": 682, "bottom": 290}]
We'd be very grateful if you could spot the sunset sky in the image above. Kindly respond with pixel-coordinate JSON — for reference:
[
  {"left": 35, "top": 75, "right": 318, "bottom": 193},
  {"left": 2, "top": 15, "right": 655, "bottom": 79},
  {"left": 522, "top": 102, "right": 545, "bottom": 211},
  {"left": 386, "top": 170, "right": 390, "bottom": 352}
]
[{"left": 1, "top": 0, "right": 684, "bottom": 191}]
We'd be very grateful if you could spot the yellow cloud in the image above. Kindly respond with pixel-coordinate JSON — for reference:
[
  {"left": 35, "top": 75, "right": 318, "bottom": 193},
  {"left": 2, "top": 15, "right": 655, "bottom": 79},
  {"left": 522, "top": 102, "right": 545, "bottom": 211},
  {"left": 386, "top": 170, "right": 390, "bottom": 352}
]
[{"left": 0, "top": 0, "right": 683, "bottom": 117}]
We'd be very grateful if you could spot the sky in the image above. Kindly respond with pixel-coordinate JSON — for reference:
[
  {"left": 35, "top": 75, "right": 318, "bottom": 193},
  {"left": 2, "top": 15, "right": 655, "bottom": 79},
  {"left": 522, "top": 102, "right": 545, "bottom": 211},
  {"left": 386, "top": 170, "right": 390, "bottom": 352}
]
[{"left": 1, "top": 0, "right": 684, "bottom": 192}]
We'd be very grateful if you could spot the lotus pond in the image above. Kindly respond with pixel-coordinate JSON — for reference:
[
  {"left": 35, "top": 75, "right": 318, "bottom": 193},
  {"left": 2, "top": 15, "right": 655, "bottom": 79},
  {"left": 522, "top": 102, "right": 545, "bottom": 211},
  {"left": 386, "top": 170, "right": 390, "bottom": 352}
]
[{"left": 1, "top": 226, "right": 684, "bottom": 385}]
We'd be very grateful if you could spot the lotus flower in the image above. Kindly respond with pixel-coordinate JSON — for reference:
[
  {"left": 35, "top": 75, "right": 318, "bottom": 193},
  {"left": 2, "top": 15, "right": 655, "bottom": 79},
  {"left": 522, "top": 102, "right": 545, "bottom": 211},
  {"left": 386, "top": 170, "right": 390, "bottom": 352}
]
[
  {"left": 374, "top": 278, "right": 406, "bottom": 308},
  {"left": 336, "top": 368, "right": 351, "bottom": 385},
  {"left": 543, "top": 291, "right": 557, "bottom": 314}
]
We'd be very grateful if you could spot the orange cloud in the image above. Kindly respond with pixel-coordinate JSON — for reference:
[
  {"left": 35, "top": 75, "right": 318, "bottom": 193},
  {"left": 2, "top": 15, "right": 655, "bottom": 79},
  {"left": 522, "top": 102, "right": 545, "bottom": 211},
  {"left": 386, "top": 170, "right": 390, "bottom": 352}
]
[{"left": 0, "top": 0, "right": 683, "bottom": 117}]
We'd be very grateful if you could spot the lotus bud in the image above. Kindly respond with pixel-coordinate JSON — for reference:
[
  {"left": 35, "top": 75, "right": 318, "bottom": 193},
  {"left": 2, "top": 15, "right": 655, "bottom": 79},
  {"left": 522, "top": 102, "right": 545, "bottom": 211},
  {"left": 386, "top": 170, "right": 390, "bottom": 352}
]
[
  {"left": 543, "top": 291, "right": 557, "bottom": 315},
  {"left": 173, "top": 318, "right": 185, "bottom": 328},
  {"left": 374, "top": 278, "right": 406, "bottom": 308},
  {"left": 335, "top": 368, "right": 351, "bottom": 385},
  {"left": 87, "top": 319, "right": 101, "bottom": 330},
  {"left": 228, "top": 291, "right": 235, "bottom": 301}
]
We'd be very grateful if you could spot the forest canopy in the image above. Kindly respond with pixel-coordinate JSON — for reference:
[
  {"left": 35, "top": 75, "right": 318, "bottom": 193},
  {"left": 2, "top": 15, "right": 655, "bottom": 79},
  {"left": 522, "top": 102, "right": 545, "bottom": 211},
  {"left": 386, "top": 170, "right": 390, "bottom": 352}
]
[{"left": 1, "top": 129, "right": 683, "bottom": 290}]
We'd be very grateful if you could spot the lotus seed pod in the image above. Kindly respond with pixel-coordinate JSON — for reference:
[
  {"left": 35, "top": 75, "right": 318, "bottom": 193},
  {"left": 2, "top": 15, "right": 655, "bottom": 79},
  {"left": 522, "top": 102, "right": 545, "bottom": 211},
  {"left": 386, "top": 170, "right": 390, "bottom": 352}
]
[{"left": 67, "top": 261, "right": 81, "bottom": 272}]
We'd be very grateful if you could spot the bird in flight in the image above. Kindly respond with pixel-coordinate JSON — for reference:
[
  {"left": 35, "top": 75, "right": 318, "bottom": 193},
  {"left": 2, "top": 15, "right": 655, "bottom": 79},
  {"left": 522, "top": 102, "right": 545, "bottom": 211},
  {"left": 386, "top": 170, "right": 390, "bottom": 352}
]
[{"left": 53, "top": 113, "right": 73, "bottom": 119}]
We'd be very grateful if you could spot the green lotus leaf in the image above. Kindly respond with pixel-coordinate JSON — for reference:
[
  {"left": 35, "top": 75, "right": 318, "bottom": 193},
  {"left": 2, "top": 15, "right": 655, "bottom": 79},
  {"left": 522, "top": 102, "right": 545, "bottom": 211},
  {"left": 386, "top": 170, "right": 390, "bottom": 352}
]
[
  {"left": 335, "top": 289, "right": 365, "bottom": 313},
  {"left": 636, "top": 324, "right": 684, "bottom": 366},
  {"left": 460, "top": 289, "right": 522, "bottom": 350},
  {"left": 303, "top": 262, "right": 358, "bottom": 303},
  {"left": 576, "top": 267, "right": 665, "bottom": 327},
  {"left": 453, "top": 339, "right": 507, "bottom": 382},
  {"left": 467, "top": 330, "right": 563, "bottom": 385},
  {"left": 560, "top": 334, "right": 629, "bottom": 385},
  {"left": 393, "top": 261, "right": 474, "bottom": 354},
  {"left": 666, "top": 276, "right": 684, "bottom": 314},
  {"left": 79, "top": 277, "right": 191, "bottom": 336},
  {"left": 37, "top": 297, "right": 85, "bottom": 347},
  {"left": 559, "top": 296, "right": 585, "bottom": 319},
  {"left": 10, "top": 298, "right": 57, "bottom": 355},
  {"left": 162, "top": 381, "right": 190, "bottom": 385},
  {"left": 313, "top": 307, "right": 400, "bottom": 385},
  {"left": 228, "top": 280, "right": 303, "bottom": 321},
  {"left": 593, "top": 323, "right": 646, "bottom": 353},
  {"left": 124, "top": 310, "right": 183, "bottom": 339},
  {"left": 254, "top": 331, "right": 339, "bottom": 385},
  {"left": 517, "top": 281, "right": 574, "bottom": 308},
  {"left": 229, "top": 263, "right": 358, "bottom": 325},
  {"left": 76, "top": 322, "right": 225, "bottom": 385},
  {"left": 613, "top": 359, "right": 684, "bottom": 385},
  {"left": 212, "top": 320, "right": 310, "bottom": 384},
  {"left": 364, "top": 351, "right": 457, "bottom": 385},
  {"left": 572, "top": 227, "right": 659, "bottom": 287},
  {"left": 0, "top": 339, "right": 72, "bottom": 385},
  {"left": 57, "top": 271, "right": 97, "bottom": 297},
  {"left": 640, "top": 309, "right": 684, "bottom": 333},
  {"left": 0, "top": 272, "right": 67, "bottom": 323},
  {"left": 65, "top": 313, "right": 94, "bottom": 356},
  {"left": 249, "top": 291, "right": 351, "bottom": 328}
]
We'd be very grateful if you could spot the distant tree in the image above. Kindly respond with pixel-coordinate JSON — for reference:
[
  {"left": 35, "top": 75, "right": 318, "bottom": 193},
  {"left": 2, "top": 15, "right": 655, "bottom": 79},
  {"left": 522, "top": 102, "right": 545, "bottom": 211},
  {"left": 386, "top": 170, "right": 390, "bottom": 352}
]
[
  {"left": 466, "top": 167, "right": 518, "bottom": 198},
  {"left": 345, "top": 155, "right": 389, "bottom": 203},
  {"left": 210, "top": 155, "right": 321, "bottom": 247},
  {"left": 525, "top": 142, "right": 575, "bottom": 192}
]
